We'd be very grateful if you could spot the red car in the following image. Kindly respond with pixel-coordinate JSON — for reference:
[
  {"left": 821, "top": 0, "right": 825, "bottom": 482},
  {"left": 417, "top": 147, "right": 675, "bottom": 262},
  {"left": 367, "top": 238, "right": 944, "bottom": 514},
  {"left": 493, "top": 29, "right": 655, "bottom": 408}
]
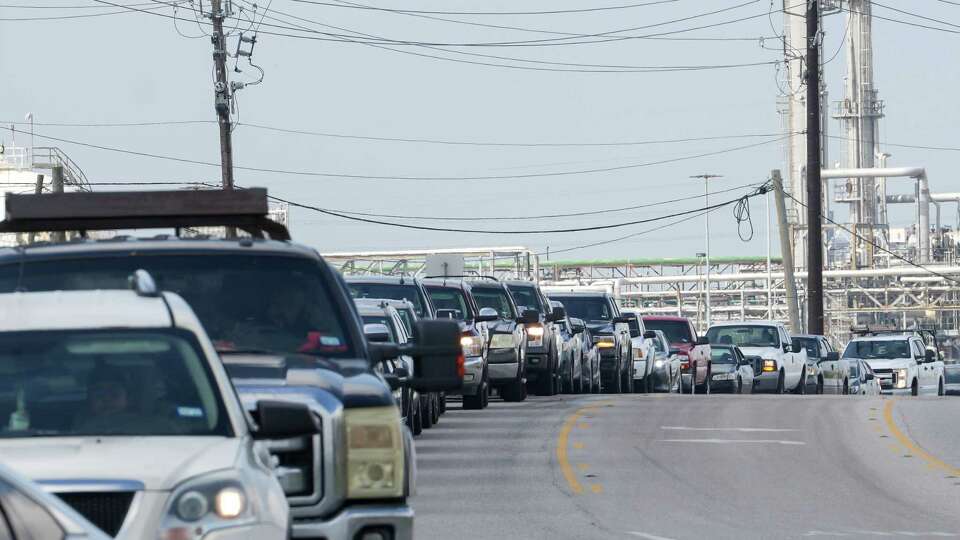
[{"left": 642, "top": 316, "right": 712, "bottom": 392}]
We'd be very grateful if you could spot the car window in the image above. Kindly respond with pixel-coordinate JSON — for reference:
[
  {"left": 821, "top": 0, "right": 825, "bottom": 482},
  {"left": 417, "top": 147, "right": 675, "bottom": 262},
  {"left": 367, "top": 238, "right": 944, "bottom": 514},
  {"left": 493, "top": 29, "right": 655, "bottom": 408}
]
[
  {"left": 843, "top": 340, "right": 911, "bottom": 360},
  {"left": 0, "top": 481, "right": 64, "bottom": 540},
  {"left": 795, "top": 338, "right": 819, "bottom": 358},
  {"left": 550, "top": 297, "right": 611, "bottom": 322},
  {"left": 506, "top": 285, "right": 543, "bottom": 313},
  {"left": 395, "top": 308, "right": 415, "bottom": 336},
  {"left": 644, "top": 321, "right": 693, "bottom": 344},
  {"left": 0, "top": 255, "right": 354, "bottom": 359},
  {"left": 912, "top": 341, "right": 925, "bottom": 359},
  {"left": 472, "top": 288, "right": 516, "bottom": 319},
  {"left": 0, "top": 329, "right": 232, "bottom": 439},
  {"left": 348, "top": 283, "right": 428, "bottom": 318},
  {"left": 426, "top": 287, "right": 472, "bottom": 320},
  {"left": 705, "top": 326, "right": 779, "bottom": 348},
  {"left": 710, "top": 348, "right": 737, "bottom": 364}
]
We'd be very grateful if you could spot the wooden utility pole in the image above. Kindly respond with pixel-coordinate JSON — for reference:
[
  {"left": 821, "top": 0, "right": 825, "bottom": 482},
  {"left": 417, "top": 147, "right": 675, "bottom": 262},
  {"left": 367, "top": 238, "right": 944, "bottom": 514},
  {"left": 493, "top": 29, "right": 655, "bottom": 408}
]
[
  {"left": 805, "top": 0, "right": 825, "bottom": 335},
  {"left": 773, "top": 171, "right": 802, "bottom": 334},
  {"left": 210, "top": 0, "right": 234, "bottom": 191},
  {"left": 51, "top": 167, "right": 65, "bottom": 243}
]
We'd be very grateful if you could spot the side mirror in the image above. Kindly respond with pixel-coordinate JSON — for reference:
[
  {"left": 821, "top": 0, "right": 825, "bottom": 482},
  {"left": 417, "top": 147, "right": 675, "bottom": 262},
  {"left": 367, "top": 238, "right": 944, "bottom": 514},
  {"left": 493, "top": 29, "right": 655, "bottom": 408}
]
[
  {"left": 518, "top": 309, "right": 540, "bottom": 325},
  {"left": 406, "top": 319, "right": 464, "bottom": 392},
  {"left": 791, "top": 342, "right": 803, "bottom": 354},
  {"left": 826, "top": 351, "right": 840, "bottom": 362},
  {"left": 643, "top": 331, "right": 657, "bottom": 340},
  {"left": 865, "top": 372, "right": 875, "bottom": 381},
  {"left": 925, "top": 349, "right": 936, "bottom": 362},
  {"left": 476, "top": 307, "right": 500, "bottom": 323},
  {"left": 435, "top": 308, "right": 459, "bottom": 320},
  {"left": 549, "top": 305, "right": 566, "bottom": 322},
  {"left": 364, "top": 323, "right": 392, "bottom": 343},
  {"left": 569, "top": 318, "right": 585, "bottom": 334},
  {"left": 613, "top": 316, "right": 630, "bottom": 325},
  {"left": 696, "top": 336, "right": 709, "bottom": 346},
  {"left": 252, "top": 400, "right": 319, "bottom": 440}
]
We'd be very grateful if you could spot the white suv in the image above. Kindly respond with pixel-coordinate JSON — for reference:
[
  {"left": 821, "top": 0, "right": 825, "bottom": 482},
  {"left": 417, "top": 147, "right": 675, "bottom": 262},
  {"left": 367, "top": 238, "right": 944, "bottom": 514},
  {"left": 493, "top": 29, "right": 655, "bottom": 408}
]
[
  {"left": 843, "top": 333, "right": 946, "bottom": 396},
  {"left": 0, "top": 272, "right": 317, "bottom": 539}
]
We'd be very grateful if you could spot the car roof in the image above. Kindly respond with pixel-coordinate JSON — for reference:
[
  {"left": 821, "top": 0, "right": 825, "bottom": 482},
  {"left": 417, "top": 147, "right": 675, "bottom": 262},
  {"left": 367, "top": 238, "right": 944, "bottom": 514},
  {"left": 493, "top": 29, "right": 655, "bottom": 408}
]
[
  {"left": 547, "top": 291, "right": 608, "bottom": 298},
  {"left": 0, "top": 236, "right": 320, "bottom": 261},
  {"left": 345, "top": 275, "right": 421, "bottom": 285},
  {"left": 466, "top": 279, "right": 507, "bottom": 290},
  {"left": 355, "top": 297, "right": 416, "bottom": 311},
  {"left": 849, "top": 334, "right": 914, "bottom": 342},
  {"left": 0, "top": 290, "right": 174, "bottom": 332},
  {"left": 793, "top": 334, "right": 825, "bottom": 339},
  {"left": 422, "top": 277, "right": 472, "bottom": 290},
  {"left": 502, "top": 280, "right": 538, "bottom": 287},
  {"left": 354, "top": 301, "right": 399, "bottom": 318},
  {"left": 709, "top": 320, "right": 784, "bottom": 328},
  {"left": 642, "top": 315, "right": 688, "bottom": 322}
]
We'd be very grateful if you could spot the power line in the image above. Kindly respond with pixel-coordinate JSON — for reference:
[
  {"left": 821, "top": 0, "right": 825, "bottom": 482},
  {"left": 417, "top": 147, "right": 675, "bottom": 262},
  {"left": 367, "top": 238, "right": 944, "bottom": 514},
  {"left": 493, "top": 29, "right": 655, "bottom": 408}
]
[
  {"left": 844, "top": 3, "right": 960, "bottom": 34},
  {"left": 541, "top": 208, "right": 714, "bottom": 255},
  {"left": 289, "top": 0, "right": 681, "bottom": 16},
  {"left": 0, "top": 0, "right": 184, "bottom": 20},
  {"left": 267, "top": 183, "right": 770, "bottom": 234},
  {"left": 828, "top": 134, "right": 960, "bottom": 152},
  {"left": 872, "top": 1, "right": 960, "bottom": 29},
  {"left": 9, "top": 127, "right": 789, "bottom": 182}
]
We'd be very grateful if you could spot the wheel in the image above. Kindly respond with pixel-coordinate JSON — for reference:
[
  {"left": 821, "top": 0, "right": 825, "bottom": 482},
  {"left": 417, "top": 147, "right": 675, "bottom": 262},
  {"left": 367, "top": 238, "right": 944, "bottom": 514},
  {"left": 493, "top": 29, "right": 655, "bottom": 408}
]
[
  {"left": 431, "top": 393, "right": 440, "bottom": 424},
  {"left": 939, "top": 378, "right": 945, "bottom": 396},
  {"left": 817, "top": 377, "right": 824, "bottom": 395},
  {"left": 736, "top": 376, "right": 743, "bottom": 394},
  {"left": 562, "top": 363, "right": 575, "bottom": 394},
  {"left": 704, "top": 369, "right": 711, "bottom": 394},
  {"left": 464, "top": 380, "right": 486, "bottom": 410},
  {"left": 622, "top": 363, "right": 633, "bottom": 394},
  {"left": 842, "top": 379, "right": 849, "bottom": 395},
  {"left": 411, "top": 396, "right": 423, "bottom": 435},
  {"left": 502, "top": 380, "right": 526, "bottom": 402},
  {"left": 798, "top": 370, "right": 807, "bottom": 395},
  {"left": 776, "top": 370, "right": 785, "bottom": 394},
  {"left": 911, "top": 379, "right": 919, "bottom": 397},
  {"left": 420, "top": 394, "right": 434, "bottom": 430},
  {"left": 575, "top": 365, "right": 583, "bottom": 394},
  {"left": 644, "top": 374, "right": 653, "bottom": 394},
  {"left": 481, "top": 380, "right": 490, "bottom": 408}
]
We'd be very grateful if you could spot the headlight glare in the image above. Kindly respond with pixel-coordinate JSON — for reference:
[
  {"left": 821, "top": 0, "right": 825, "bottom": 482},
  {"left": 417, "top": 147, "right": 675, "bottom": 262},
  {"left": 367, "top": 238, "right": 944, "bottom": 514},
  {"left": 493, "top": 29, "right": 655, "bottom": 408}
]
[
  {"left": 214, "top": 487, "right": 245, "bottom": 519},
  {"left": 762, "top": 359, "right": 777, "bottom": 372},
  {"left": 161, "top": 473, "right": 256, "bottom": 540},
  {"left": 895, "top": 368, "right": 908, "bottom": 388},
  {"left": 596, "top": 336, "right": 616, "bottom": 349},
  {"left": 460, "top": 335, "right": 483, "bottom": 357}
]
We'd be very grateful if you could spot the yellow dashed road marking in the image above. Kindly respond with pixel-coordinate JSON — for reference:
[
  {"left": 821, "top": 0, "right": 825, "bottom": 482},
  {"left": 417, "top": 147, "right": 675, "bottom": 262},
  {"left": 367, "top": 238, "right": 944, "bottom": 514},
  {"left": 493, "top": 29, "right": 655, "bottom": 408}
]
[{"left": 883, "top": 400, "right": 960, "bottom": 476}]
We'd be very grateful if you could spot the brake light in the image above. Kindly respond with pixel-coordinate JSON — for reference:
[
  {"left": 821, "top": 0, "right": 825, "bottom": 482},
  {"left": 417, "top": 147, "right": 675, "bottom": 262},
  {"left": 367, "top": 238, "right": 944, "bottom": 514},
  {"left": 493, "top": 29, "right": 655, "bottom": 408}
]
[{"left": 457, "top": 353, "right": 465, "bottom": 378}]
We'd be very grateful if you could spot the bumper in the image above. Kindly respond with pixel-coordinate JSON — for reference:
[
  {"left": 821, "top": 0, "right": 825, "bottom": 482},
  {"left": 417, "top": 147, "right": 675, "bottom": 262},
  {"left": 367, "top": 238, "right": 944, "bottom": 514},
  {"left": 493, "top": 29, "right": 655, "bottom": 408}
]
[
  {"left": 488, "top": 361, "right": 520, "bottom": 382},
  {"left": 292, "top": 504, "right": 414, "bottom": 540},
  {"left": 526, "top": 352, "right": 550, "bottom": 374},
  {"left": 710, "top": 373, "right": 738, "bottom": 391},
  {"left": 880, "top": 387, "right": 912, "bottom": 396},
  {"left": 452, "top": 355, "right": 484, "bottom": 395},
  {"left": 207, "top": 524, "right": 288, "bottom": 540},
  {"left": 752, "top": 372, "right": 780, "bottom": 391}
]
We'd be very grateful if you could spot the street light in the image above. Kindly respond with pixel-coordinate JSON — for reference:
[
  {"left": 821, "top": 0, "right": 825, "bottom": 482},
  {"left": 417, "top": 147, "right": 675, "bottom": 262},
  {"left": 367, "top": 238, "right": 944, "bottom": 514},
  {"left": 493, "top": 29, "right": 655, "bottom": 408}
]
[{"left": 691, "top": 174, "right": 723, "bottom": 327}]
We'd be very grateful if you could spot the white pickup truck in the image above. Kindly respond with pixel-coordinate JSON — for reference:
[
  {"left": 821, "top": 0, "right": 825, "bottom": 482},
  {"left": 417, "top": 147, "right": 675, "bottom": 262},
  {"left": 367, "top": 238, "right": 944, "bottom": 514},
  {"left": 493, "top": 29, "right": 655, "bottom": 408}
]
[
  {"left": 842, "top": 332, "right": 946, "bottom": 396},
  {"left": 705, "top": 321, "right": 807, "bottom": 393}
]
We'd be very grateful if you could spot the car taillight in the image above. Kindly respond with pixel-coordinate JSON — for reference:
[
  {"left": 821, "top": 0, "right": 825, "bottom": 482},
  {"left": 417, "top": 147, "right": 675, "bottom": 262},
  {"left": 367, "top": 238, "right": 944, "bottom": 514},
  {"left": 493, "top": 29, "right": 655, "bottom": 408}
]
[{"left": 457, "top": 353, "right": 465, "bottom": 378}]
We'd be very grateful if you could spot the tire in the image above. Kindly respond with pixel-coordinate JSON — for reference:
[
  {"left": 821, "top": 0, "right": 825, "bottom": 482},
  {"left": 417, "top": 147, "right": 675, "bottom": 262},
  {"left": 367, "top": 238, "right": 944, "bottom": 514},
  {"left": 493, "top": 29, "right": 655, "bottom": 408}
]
[
  {"left": 464, "top": 379, "right": 486, "bottom": 410},
  {"left": 817, "top": 377, "right": 824, "bottom": 395},
  {"left": 481, "top": 380, "right": 490, "bottom": 408},
  {"left": 438, "top": 392, "right": 447, "bottom": 414},
  {"left": 911, "top": 379, "right": 919, "bottom": 397},
  {"left": 939, "top": 378, "right": 945, "bottom": 396},
  {"left": 704, "top": 369, "right": 711, "bottom": 394},
  {"left": 411, "top": 396, "right": 423, "bottom": 436},
  {"left": 563, "top": 363, "right": 575, "bottom": 394},
  {"left": 798, "top": 370, "right": 807, "bottom": 395},
  {"left": 736, "top": 376, "right": 743, "bottom": 394},
  {"left": 421, "top": 394, "right": 434, "bottom": 430},
  {"left": 842, "top": 379, "right": 849, "bottom": 396},
  {"left": 502, "top": 380, "right": 526, "bottom": 402},
  {"left": 622, "top": 362, "right": 633, "bottom": 394},
  {"left": 431, "top": 394, "right": 440, "bottom": 424},
  {"left": 776, "top": 370, "right": 785, "bottom": 394}
]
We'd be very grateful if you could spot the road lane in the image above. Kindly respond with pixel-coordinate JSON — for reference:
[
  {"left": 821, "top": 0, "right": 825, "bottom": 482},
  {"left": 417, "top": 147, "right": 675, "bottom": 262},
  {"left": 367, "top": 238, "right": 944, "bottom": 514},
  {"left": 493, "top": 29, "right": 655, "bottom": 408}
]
[{"left": 413, "top": 395, "right": 960, "bottom": 540}]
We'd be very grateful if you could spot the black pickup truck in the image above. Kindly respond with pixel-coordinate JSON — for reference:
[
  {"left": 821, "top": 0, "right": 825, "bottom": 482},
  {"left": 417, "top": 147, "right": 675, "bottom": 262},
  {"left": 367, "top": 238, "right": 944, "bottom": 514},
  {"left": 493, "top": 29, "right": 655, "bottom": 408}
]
[{"left": 0, "top": 189, "right": 462, "bottom": 540}]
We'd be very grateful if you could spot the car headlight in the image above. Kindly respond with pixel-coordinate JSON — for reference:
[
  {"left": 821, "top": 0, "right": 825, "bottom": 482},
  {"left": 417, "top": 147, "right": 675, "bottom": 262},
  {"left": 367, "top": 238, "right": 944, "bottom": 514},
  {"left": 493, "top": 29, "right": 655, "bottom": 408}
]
[
  {"left": 633, "top": 347, "right": 645, "bottom": 361},
  {"left": 526, "top": 325, "right": 544, "bottom": 347},
  {"left": 490, "top": 333, "right": 515, "bottom": 350},
  {"left": 345, "top": 406, "right": 405, "bottom": 500},
  {"left": 595, "top": 336, "right": 616, "bottom": 349},
  {"left": 806, "top": 365, "right": 816, "bottom": 376},
  {"left": 762, "top": 359, "right": 778, "bottom": 372},
  {"left": 654, "top": 359, "right": 665, "bottom": 369},
  {"left": 460, "top": 335, "right": 483, "bottom": 357},
  {"left": 159, "top": 472, "right": 256, "bottom": 540},
  {"left": 895, "top": 368, "right": 908, "bottom": 389}
]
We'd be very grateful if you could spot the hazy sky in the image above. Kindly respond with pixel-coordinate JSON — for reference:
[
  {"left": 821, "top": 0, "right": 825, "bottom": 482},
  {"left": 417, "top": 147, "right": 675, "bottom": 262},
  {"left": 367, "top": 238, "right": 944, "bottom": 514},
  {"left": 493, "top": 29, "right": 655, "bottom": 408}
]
[{"left": 1, "top": 0, "right": 958, "bottom": 261}]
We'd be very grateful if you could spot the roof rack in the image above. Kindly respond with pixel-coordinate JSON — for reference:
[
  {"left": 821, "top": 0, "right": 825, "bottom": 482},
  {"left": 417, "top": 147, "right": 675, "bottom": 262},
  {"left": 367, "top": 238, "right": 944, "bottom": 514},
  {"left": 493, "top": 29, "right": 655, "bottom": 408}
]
[
  {"left": 851, "top": 325, "right": 941, "bottom": 350},
  {"left": 423, "top": 275, "right": 500, "bottom": 282},
  {"left": 0, "top": 188, "right": 290, "bottom": 241}
]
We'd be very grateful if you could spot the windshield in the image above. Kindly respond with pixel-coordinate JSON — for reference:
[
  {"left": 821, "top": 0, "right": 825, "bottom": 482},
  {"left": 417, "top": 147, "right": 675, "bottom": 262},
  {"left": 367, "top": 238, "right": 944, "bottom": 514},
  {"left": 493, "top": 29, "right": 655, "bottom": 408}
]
[
  {"left": 550, "top": 297, "right": 611, "bottom": 322},
  {"left": 0, "top": 255, "right": 354, "bottom": 358},
  {"left": 706, "top": 326, "right": 779, "bottom": 348},
  {"left": 644, "top": 320, "right": 692, "bottom": 344},
  {"left": 472, "top": 288, "right": 516, "bottom": 319},
  {"left": 506, "top": 285, "right": 543, "bottom": 313},
  {"left": 426, "top": 286, "right": 473, "bottom": 320},
  {"left": 711, "top": 347, "right": 737, "bottom": 364},
  {"left": 348, "top": 282, "right": 428, "bottom": 317},
  {"left": 843, "top": 340, "right": 911, "bottom": 360},
  {"left": 0, "top": 329, "right": 231, "bottom": 438}
]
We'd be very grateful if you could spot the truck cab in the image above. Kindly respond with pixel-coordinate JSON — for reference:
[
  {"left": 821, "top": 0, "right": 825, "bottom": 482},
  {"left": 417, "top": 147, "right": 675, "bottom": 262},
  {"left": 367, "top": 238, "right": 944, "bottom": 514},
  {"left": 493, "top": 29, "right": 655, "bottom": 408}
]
[
  {"left": 843, "top": 331, "right": 946, "bottom": 396},
  {"left": 643, "top": 316, "right": 711, "bottom": 392},
  {"left": 0, "top": 189, "right": 463, "bottom": 540}
]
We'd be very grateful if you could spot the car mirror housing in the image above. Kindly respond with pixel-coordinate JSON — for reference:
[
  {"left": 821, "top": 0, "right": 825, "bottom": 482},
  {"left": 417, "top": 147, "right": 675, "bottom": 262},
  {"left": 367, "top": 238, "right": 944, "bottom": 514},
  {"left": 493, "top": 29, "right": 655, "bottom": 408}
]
[
  {"left": 253, "top": 400, "right": 319, "bottom": 440},
  {"left": 549, "top": 305, "right": 566, "bottom": 322},
  {"left": 825, "top": 351, "right": 840, "bottom": 362},
  {"left": 924, "top": 349, "right": 936, "bottom": 363},
  {"left": 364, "top": 323, "right": 392, "bottom": 343},
  {"left": 476, "top": 307, "right": 500, "bottom": 323},
  {"left": 696, "top": 336, "right": 709, "bottom": 346},
  {"left": 406, "top": 319, "right": 464, "bottom": 392},
  {"left": 613, "top": 316, "right": 630, "bottom": 325},
  {"left": 643, "top": 331, "right": 657, "bottom": 340},
  {"left": 791, "top": 342, "right": 803, "bottom": 354},
  {"left": 435, "top": 308, "right": 459, "bottom": 320},
  {"left": 518, "top": 309, "right": 540, "bottom": 325}
]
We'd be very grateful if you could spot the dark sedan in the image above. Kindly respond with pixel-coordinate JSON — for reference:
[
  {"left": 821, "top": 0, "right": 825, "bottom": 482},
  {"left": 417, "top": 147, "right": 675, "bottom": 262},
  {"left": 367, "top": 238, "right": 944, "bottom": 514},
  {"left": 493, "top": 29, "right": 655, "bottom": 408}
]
[{"left": 709, "top": 345, "right": 755, "bottom": 394}]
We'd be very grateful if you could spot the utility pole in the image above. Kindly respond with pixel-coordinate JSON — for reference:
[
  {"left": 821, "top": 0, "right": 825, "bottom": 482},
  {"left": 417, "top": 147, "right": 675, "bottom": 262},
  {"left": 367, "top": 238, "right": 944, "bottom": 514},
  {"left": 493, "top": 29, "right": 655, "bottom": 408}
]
[
  {"left": 691, "top": 174, "right": 722, "bottom": 328},
  {"left": 209, "top": 0, "right": 234, "bottom": 191},
  {"left": 805, "top": 0, "right": 825, "bottom": 335},
  {"left": 51, "top": 166, "right": 65, "bottom": 243},
  {"left": 773, "top": 171, "right": 802, "bottom": 334}
]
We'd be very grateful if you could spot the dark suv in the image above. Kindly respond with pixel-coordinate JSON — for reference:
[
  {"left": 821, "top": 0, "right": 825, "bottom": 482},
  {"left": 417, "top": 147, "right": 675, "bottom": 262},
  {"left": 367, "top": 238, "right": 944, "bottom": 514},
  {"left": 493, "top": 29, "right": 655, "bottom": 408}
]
[
  {"left": 468, "top": 279, "right": 531, "bottom": 402},
  {"left": 423, "top": 278, "right": 499, "bottom": 409},
  {"left": 548, "top": 291, "right": 633, "bottom": 393},
  {"left": 504, "top": 280, "right": 564, "bottom": 396},
  {"left": 346, "top": 275, "right": 435, "bottom": 318},
  {"left": 0, "top": 189, "right": 462, "bottom": 540}
]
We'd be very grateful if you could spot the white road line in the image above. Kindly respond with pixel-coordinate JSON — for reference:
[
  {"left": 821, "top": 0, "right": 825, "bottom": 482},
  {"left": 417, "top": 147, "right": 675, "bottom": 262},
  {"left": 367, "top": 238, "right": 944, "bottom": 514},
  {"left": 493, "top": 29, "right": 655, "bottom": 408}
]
[
  {"left": 661, "top": 426, "right": 800, "bottom": 432},
  {"left": 660, "top": 438, "right": 806, "bottom": 445},
  {"left": 627, "top": 532, "right": 678, "bottom": 540}
]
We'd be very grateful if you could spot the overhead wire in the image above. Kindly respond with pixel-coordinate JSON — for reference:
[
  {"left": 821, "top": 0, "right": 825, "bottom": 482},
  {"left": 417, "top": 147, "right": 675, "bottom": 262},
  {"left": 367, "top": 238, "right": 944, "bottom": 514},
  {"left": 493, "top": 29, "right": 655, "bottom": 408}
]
[
  {"left": 7, "top": 127, "right": 790, "bottom": 182},
  {"left": 288, "top": 0, "right": 682, "bottom": 16},
  {"left": 0, "top": 0, "right": 185, "bottom": 20}
]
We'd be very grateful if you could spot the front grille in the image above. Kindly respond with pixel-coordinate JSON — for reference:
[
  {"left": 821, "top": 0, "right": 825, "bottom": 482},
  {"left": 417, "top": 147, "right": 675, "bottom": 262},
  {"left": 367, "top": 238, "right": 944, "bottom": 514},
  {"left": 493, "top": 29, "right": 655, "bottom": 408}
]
[{"left": 56, "top": 491, "right": 134, "bottom": 537}]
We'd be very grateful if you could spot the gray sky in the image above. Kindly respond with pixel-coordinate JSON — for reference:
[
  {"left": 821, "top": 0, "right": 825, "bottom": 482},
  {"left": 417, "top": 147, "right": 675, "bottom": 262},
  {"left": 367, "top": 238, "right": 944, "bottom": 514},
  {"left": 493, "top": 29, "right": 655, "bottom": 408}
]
[{"left": 1, "top": 0, "right": 958, "bottom": 261}]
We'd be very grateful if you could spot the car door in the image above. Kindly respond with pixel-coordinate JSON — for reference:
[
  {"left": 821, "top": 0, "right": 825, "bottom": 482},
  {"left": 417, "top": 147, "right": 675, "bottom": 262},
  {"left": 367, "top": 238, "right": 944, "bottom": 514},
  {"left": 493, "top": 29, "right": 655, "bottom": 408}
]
[
  {"left": 779, "top": 327, "right": 800, "bottom": 385},
  {"left": 912, "top": 339, "right": 934, "bottom": 391}
]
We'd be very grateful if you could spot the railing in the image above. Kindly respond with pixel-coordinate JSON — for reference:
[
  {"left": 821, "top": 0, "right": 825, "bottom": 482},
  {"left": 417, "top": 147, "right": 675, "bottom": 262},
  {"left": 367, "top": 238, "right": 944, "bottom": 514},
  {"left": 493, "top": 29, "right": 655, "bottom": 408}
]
[{"left": 31, "top": 147, "right": 92, "bottom": 191}]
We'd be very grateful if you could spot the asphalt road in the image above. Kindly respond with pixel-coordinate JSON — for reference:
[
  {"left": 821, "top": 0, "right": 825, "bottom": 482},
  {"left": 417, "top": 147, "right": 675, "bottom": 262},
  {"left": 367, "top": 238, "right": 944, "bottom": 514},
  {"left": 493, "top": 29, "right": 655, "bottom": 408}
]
[{"left": 412, "top": 393, "right": 960, "bottom": 540}]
